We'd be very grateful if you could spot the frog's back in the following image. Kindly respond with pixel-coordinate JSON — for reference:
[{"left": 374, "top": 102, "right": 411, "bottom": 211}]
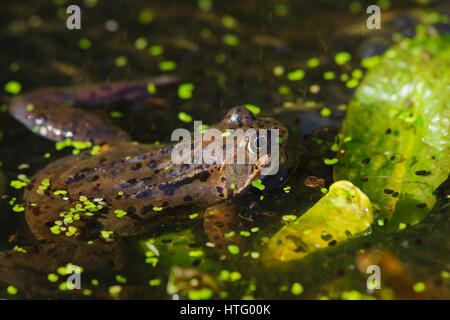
[{"left": 24, "top": 141, "right": 229, "bottom": 239}]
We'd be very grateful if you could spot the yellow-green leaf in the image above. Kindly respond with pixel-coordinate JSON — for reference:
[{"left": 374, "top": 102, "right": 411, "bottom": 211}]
[{"left": 264, "top": 181, "right": 373, "bottom": 263}]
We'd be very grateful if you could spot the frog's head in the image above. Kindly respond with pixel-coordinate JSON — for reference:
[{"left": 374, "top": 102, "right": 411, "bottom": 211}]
[
  {"left": 211, "top": 106, "right": 292, "bottom": 196},
  {"left": 168, "top": 106, "right": 294, "bottom": 205}
]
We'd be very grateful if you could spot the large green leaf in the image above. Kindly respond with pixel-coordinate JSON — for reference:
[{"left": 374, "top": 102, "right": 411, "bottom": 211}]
[{"left": 334, "top": 35, "right": 450, "bottom": 227}]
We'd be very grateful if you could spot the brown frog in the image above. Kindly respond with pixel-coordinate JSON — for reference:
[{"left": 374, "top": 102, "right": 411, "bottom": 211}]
[
  {"left": 7, "top": 78, "right": 293, "bottom": 244},
  {"left": 1, "top": 79, "right": 297, "bottom": 297}
]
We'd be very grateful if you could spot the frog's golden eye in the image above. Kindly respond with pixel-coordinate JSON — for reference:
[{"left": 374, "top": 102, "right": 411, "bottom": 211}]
[{"left": 248, "top": 134, "right": 267, "bottom": 154}]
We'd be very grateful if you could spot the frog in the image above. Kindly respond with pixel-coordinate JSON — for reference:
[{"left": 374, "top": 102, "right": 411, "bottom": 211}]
[
  {"left": 0, "top": 76, "right": 296, "bottom": 296},
  {"left": 0, "top": 78, "right": 295, "bottom": 293}
]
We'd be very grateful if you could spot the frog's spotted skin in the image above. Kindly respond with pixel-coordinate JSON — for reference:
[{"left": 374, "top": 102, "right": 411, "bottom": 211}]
[{"left": 10, "top": 81, "right": 291, "bottom": 242}]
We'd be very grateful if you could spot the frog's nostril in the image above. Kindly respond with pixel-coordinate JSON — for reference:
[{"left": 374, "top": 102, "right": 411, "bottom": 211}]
[{"left": 224, "top": 106, "right": 256, "bottom": 125}]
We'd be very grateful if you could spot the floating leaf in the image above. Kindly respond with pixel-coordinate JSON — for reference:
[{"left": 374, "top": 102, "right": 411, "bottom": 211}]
[
  {"left": 334, "top": 35, "right": 450, "bottom": 227},
  {"left": 264, "top": 181, "right": 373, "bottom": 263}
]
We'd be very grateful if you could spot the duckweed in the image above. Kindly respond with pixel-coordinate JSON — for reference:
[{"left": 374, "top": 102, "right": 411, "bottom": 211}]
[
  {"left": 147, "top": 82, "right": 157, "bottom": 94},
  {"left": 287, "top": 69, "right": 305, "bottom": 81},
  {"left": 251, "top": 179, "right": 265, "bottom": 191},
  {"left": 361, "top": 55, "right": 381, "bottom": 69},
  {"left": 134, "top": 37, "right": 148, "bottom": 50},
  {"left": 189, "top": 250, "right": 204, "bottom": 257},
  {"left": 149, "top": 279, "right": 161, "bottom": 286},
  {"left": 12, "top": 204, "right": 25, "bottom": 212},
  {"left": 115, "top": 56, "right": 128, "bottom": 67},
  {"left": 115, "top": 275, "right": 127, "bottom": 284},
  {"left": 53, "top": 190, "right": 68, "bottom": 196},
  {"left": 244, "top": 104, "right": 261, "bottom": 115},
  {"left": 114, "top": 209, "right": 127, "bottom": 218},
  {"left": 189, "top": 213, "right": 198, "bottom": 219},
  {"left": 230, "top": 271, "right": 242, "bottom": 281},
  {"left": 78, "top": 38, "right": 91, "bottom": 50},
  {"left": 307, "top": 58, "right": 320, "bottom": 68},
  {"left": 320, "top": 107, "right": 331, "bottom": 117},
  {"left": 178, "top": 112, "right": 193, "bottom": 123},
  {"left": 413, "top": 282, "right": 426, "bottom": 293},
  {"left": 222, "top": 34, "right": 239, "bottom": 46},
  {"left": 4, "top": 81, "right": 22, "bottom": 95},
  {"left": 282, "top": 215, "right": 297, "bottom": 222},
  {"left": 222, "top": 15, "right": 238, "bottom": 29},
  {"left": 109, "top": 285, "right": 122, "bottom": 296},
  {"left": 224, "top": 231, "right": 235, "bottom": 238},
  {"left": 10, "top": 180, "right": 27, "bottom": 189},
  {"left": 273, "top": 65, "right": 284, "bottom": 76},
  {"left": 7, "top": 286, "right": 18, "bottom": 295},
  {"left": 227, "top": 245, "right": 240, "bottom": 255},
  {"left": 178, "top": 83, "right": 195, "bottom": 99},
  {"left": 148, "top": 45, "right": 164, "bottom": 56},
  {"left": 48, "top": 273, "right": 59, "bottom": 282},
  {"left": 334, "top": 51, "right": 352, "bottom": 65},
  {"left": 138, "top": 9, "right": 154, "bottom": 24},
  {"left": 324, "top": 158, "right": 339, "bottom": 165},
  {"left": 291, "top": 282, "right": 304, "bottom": 295},
  {"left": 323, "top": 71, "right": 336, "bottom": 80},
  {"left": 159, "top": 60, "right": 177, "bottom": 71},
  {"left": 188, "top": 288, "right": 213, "bottom": 300}
]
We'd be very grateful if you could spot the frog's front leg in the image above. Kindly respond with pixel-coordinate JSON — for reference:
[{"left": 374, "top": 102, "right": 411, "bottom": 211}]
[
  {"left": 203, "top": 202, "right": 248, "bottom": 253},
  {"left": 9, "top": 76, "right": 176, "bottom": 144}
]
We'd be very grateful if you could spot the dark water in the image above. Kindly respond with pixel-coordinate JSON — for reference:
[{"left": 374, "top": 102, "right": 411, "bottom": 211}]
[{"left": 0, "top": 0, "right": 448, "bottom": 299}]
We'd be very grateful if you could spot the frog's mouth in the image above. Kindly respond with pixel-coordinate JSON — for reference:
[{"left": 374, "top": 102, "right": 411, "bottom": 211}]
[
  {"left": 260, "top": 168, "right": 290, "bottom": 191},
  {"left": 258, "top": 142, "right": 298, "bottom": 191}
]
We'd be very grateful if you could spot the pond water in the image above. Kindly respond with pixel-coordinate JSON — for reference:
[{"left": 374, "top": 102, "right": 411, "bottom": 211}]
[{"left": 0, "top": 0, "right": 448, "bottom": 299}]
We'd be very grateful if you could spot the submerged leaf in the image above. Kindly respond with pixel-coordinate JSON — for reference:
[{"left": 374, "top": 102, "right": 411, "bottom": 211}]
[
  {"left": 334, "top": 35, "right": 450, "bottom": 227},
  {"left": 140, "top": 230, "right": 217, "bottom": 271},
  {"left": 167, "top": 266, "right": 218, "bottom": 298},
  {"left": 265, "top": 181, "right": 373, "bottom": 263}
]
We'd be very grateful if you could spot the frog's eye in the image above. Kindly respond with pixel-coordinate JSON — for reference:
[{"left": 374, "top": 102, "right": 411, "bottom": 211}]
[{"left": 248, "top": 133, "right": 267, "bottom": 154}]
